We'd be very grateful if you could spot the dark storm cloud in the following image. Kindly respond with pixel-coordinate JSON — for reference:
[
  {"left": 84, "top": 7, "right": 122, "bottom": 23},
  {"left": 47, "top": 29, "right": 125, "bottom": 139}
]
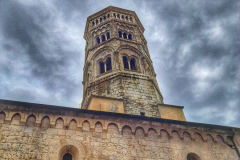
[{"left": 0, "top": 0, "right": 239, "bottom": 127}]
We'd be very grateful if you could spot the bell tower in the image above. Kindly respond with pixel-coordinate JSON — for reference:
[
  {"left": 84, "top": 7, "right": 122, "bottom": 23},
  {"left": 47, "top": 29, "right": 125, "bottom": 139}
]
[{"left": 82, "top": 6, "right": 185, "bottom": 120}]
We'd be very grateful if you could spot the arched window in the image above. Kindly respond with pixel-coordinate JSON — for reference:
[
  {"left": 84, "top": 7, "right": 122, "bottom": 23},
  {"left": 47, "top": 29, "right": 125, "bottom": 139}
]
[
  {"left": 99, "top": 61, "right": 105, "bottom": 74},
  {"left": 117, "top": 14, "right": 120, "bottom": 18},
  {"left": 123, "top": 56, "right": 129, "bottom": 69},
  {"left": 130, "top": 58, "right": 136, "bottom": 70},
  {"left": 128, "top": 34, "right": 132, "bottom": 40},
  {"left": 63, "top": 153, "right": 72, "bottom": 160},
  {"left": 107, "top": 14, "right": 109, "bottom": 18},
  {"left": 123, "top": 33, "right": 127, "bottom": 39},
  {"left": 96, "top": 19, "right": 98, "bottom": 25},
  {"left": 106, "top": 32, "right": 110, "bottom": 39},
  {"left": 92, "top": 21, "right": 95, "bottom": 26},
  {"left": 113, "top": 13, "right": 116, "bottom": 17},
  {"left": 104, "top": 16, "right": 106, "bottom": 20},
  {"left": 106, "top": 57, "right": 112, "bottom": 71},
  {"left": 101, "top": 35, "right": 106, "bottom": 42},
  {"left": 96, "top": 37, "right": 100, "bottom": 44},
  {"left": 118, "top": 31, "right": 122, "bottom": 38},
  {"left": 122, "top": 15, "right": 124, "bottom": 19},
  {"left": 187, "top": 153, "right": 201, "bottom": 160}
]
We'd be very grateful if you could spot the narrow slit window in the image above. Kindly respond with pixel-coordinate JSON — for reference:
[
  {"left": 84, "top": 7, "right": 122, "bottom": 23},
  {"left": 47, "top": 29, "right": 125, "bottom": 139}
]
[
  {"left": 100, "top": 18, "right": 102, "bottom": 23},
  {"left": 123, "top": 33, "right": 127, "bottom": 39},
  {"left": 123, "top": 56, "right": 129, "bottom": 69},
  {"left": 96, "top": 37, "right": 100, "bottom": 44},
  {"left": 106, "top": 57, "right": 112, "bottom": 71},
  {"left": 130, "top": 58, "right": 136, "bottom": 70},
  {"left": 118, "top": 31, "right": 122, "bottom": 38},
  {"left": 96, "top": 20, "right": 98, "bottom": 25},
  {"left": 104, "top": 16, "right": 106, "bottom": 20},
  {"left": 99, "top": 61, "right": 105, "bottom": 74},
  {"left": 128, "top": 34, "right": 132, "bottom": 40},
  {"left": 102, "top": 35, "right": 106, "bottom": 42},
  {"left": 126, "top": 16, "right": 128, "bottom": 20},
  {"left": 106, "top": 32, "right": 110, "bottom": 39}
]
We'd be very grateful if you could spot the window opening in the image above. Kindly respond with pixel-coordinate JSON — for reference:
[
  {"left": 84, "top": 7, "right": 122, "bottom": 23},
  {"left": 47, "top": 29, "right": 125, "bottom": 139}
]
[
  {"left": 96, "top": 37, "right": 100, "bottom": 44},
  {"left": 63, "top": 153, "right": 72, "bottom": 160},
  {"left": 140, "top": 112, "right": 145, "bottom": 116},
  {"left": 123, "top": 56, "right": 129, "bottom": 69},
  {"left": 101, "top": 35, "right": 106, "bottom": 42},
  {"left": 92, "top": 21, "right": 95, "bottom": 26},
  {"left": 100, "top": 18, "right": 102, "bottom": 23},
  {"left": 104, "top": 16, "right": 106, "bottom": 20},
  {"left": 107, "top": 14, "right": 110, "bottom": 18},
  {"left": 106, "top": 57, "right": 112, "bottom": 71},
  {"left": 123, "top": 33, "right": 127, "bottom": 39},
  {"left": 117, "top": 14, "right": 120, "bottom": 18},
  {"left": 130, "top": 58, "right": 136, "bottom": 70},
  {"left": 118, "top": 31, "right": 122, "bottom": 38},
  {"left": 122, "top": 15, "right": 124, "bottom": 19},
  {"left": 128, "top": 34, "right": 132, "bottom": 40},
  {"left": 107, "top": 32, "right": 110, "bottom": 39},
  {"left": 130, "top": 17, "right": 132, "bottom": 22},
  {"left": 126, "top": 16, "right": 128, "bottom": 20},
  {"left": 96, "top": 19, "right": 98, "bottom": 25},
  {"left": 99, "top": 61, "right": 105, "bottom": 74},
  {"left": 113, "top": 13, "right": 116, "bottom": 17}
]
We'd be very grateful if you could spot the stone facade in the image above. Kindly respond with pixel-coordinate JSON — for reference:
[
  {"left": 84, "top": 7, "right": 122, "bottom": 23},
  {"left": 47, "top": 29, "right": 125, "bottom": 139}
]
[
  {"left": 0, "top": 100, "right": 239, "bottom": 160},
  {"left": 81, "top": 6, "right": 164, "bottom": 117}
]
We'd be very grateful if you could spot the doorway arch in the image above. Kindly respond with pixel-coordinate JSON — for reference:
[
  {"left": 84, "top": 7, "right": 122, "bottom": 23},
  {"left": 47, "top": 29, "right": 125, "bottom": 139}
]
[
  {"left": 59, "top": 145, "right": 79, "bottom": 160},
  {"left": 187, "top": 153, "right": 201, "bottom": 160}
]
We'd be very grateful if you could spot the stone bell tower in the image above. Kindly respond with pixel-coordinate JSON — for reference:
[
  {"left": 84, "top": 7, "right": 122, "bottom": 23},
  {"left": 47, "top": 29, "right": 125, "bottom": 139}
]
[{"left": 82, "top": 6, "right": 185, "bottom": 120}]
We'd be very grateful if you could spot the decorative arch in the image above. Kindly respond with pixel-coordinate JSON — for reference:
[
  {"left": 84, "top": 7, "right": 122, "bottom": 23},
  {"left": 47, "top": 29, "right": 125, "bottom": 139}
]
[
  {"left": 58, "top": 145, "right": 79, "bottom": 160},
  {"left": 135, "top": 127, "right": 145, "bottom": 139},
  {"left": 26, "top": 114, "right": 36, "bottom": 127},
  {"left": 82, "top": 120, "right": 90, "bottom": 131},
  {"left": 11, "top": 113, "right": 21, "bottom": 125},
  {"left": 0, "top": 111, "right": 6, "bottom": 123},
  {"left": 148, "top": 128, "right": 158, "bottom": 141},
  {"left": 68, "top": 119, "right": 77, "bottom": 130},
  {"left": 194, "top": 133, "right": 204, "bottom": 142},
  {"left": 95, "top": 121, "right": 103, "bottom": 132},
  {"left": 55, "top": 117, "right": 64, "bottom": 129},
  {"left": 117, "top": 45, "right": 142, "bottom": 56},
  {"left": 122, "top": 125, "right": 132, "bottom": 138},
  {"left": 183, "top": 132, "right": 192, "bottom": 141},
  {"left": 107, "top": 123, "right": 119, "bottom": 134},
  {"left": 171, "top": 130, "right": 181, "bottom": 140},
  {"left": 160, "top": 129, "right": 169, "bottom": 139},
  {"left": 91, "top": 47, "right": 114, "bottom": 60},
  {"left": 216, "top": 135, "right": 225, "bottom": 143},
  {"left": 41, "top": 116, "right": 50, "bottom": 128},
  {"left": 206, "top": 134, "right": 214, "bottom": 143}
]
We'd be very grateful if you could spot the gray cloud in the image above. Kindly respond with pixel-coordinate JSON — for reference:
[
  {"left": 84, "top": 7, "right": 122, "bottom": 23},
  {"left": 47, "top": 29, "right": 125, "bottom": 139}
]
[{"left": 0, "top": 0, "right": 239, "bottom": 127}]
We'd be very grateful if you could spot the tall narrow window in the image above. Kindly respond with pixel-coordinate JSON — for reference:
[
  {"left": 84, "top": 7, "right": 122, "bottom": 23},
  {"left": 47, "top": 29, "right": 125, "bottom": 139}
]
[
  {"left": 63, "top": 153, "right": 72, "bottom": 160},
  {"left": 99, "top": 61, "right": 105, "bottom": 74},
  {"left": 117, "top": 14, "right": 120, "bottom": 18},
  {"left": 101, "top": 35, "right": 106, "bottom": 42},
  {"left": 128, "top": 34, "right": 132, "bottom": 40},
  {"left": 104, "top": 16, "right": 106, "bottom": 20},
  {"left": 113, "top": 13, "right": 116, "bottom": 17},
  {"left": 106, "top": 57, "right": 112, "bottom": 71},
  {"left": 122, "top": 15, "right": 124, "bottom": 19},
  {"left": 130, "top": 58, "right": 136, "bottom": 70},
  {"left": 118, "top": 31, "right": 122, "bottom": 38},
  {"left": 96, "top": 37, "right": 100, "bottom": 44},
  {"left": 123, "top": 33, "right": 127, "bottom": 39},
  {"left": 106, "top": 32, "right": 110, "bottom": 39},
  {"left": 123, "top": 56, "right": 129, "bottom": 69},
  {"left": 100, "top": 18, "right": 102, "bottom": 23},
  {"left": 107, "top": 14, "right": 110, "bottom": 18},
  {"left": 96, "top": 20, "right": 98, "bottom": 25},
  {"left": 92, "top": 21, "right": 95, "bottom": 26},
  {"left": 126, "top": 16, "right": 128, "bottom": 20}
]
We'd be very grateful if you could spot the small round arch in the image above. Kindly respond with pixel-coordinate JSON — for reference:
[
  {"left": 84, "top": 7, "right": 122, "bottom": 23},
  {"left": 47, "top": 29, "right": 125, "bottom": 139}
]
[
  {"left": 0, "top": 111, "right": 6, "bottom": 123},
  {"left": 41, "top": 116, "right": 50, "bottom": 128},
  {"left": 26, "top": 114, "right": 36, "bottom": 127}
]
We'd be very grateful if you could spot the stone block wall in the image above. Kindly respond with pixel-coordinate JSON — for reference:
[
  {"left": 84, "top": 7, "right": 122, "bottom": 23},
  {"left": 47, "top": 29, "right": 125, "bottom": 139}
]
[
  {"left": 85, "top": 75, "right": 161, "bottom": 117},
  {"left": 0, "top": 101, "right": 239, "bottom": 160}
]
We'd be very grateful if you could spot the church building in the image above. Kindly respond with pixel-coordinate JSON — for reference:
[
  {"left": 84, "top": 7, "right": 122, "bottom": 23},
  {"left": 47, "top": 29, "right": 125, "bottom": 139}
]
[{"left": 0, "top": 6, "right": 239, "bottom": 160}]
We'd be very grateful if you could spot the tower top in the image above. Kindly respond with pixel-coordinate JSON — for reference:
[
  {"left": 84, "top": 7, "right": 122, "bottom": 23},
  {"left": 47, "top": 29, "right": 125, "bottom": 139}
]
[{"left": 84, "top": 6, "right": 144, "bottom": 40}]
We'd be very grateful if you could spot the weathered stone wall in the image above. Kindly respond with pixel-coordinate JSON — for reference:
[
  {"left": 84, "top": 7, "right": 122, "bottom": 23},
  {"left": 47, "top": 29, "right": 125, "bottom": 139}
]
[
  {"left": 0, "top": 102, "right": 239, "bottom": 160},
  {"left": 84, "top": 75, "right": 161, "bottom": 117}
]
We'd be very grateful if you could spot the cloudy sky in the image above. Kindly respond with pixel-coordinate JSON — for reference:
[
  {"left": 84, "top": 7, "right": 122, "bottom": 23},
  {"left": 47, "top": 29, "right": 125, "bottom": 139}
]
[{"left": 0, "top": 0, "right": 239, "bottom": 127}]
